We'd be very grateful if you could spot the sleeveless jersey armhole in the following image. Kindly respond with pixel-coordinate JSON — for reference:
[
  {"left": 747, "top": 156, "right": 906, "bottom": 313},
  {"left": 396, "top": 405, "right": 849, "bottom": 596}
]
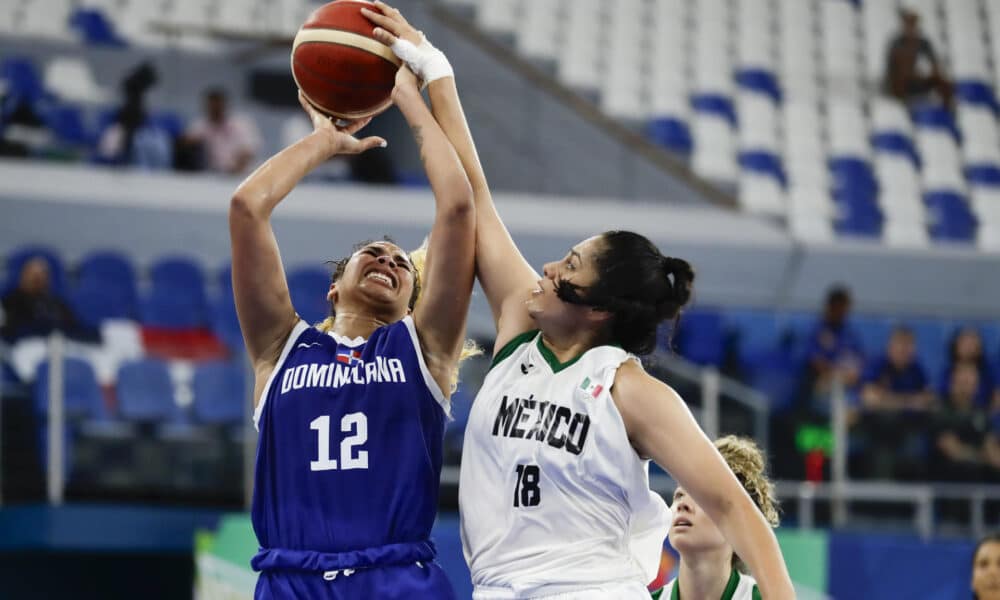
[
  {"left": 489, "top": 330, "right": 539, "bottom": 371},
  {"left": 401, "top": 315, "right": 449, "bottom": 413},
  {"left": 252, "top": 320, "right": 310, "bottom": 431}
]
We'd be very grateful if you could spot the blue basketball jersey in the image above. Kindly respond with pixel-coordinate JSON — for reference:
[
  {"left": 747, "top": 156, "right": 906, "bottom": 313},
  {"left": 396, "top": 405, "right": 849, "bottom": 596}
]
[{"left": 249, "top": 316, "right": 451, "bottom": 596}]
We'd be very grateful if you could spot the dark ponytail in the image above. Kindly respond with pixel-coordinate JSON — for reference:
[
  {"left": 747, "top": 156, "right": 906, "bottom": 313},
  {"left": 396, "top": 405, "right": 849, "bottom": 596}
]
[{"left": 555, "top": 231, "right": 695, "bottom": 355}]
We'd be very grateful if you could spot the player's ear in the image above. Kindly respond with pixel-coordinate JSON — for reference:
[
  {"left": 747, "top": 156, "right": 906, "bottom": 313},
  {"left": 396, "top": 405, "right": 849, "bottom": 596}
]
[{"left": 327, "top": 283, "right": 338, "bottom": 305}]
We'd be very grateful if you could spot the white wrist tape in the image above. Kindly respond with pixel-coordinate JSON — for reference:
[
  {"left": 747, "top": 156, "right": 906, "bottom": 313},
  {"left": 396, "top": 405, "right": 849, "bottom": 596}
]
[{"left": 390, "top": 35, "right": 453, "bottom": 84}]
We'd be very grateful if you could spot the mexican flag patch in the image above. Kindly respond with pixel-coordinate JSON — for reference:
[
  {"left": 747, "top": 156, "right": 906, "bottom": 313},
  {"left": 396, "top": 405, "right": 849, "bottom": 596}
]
[{"left": 580, "top": 376, "right": 603, "bottom": 398}]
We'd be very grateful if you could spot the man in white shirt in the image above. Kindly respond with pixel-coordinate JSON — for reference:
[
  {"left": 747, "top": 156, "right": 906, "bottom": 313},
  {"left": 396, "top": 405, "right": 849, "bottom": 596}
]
[{"left": 185, "top": 88, "right": 261, "bottom": 174}]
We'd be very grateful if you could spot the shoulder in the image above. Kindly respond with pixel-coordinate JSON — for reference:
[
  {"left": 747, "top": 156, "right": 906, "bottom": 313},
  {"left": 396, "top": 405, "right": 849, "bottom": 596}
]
[{"left": 611, "top": 359, "right": 681, "bottom": 435}]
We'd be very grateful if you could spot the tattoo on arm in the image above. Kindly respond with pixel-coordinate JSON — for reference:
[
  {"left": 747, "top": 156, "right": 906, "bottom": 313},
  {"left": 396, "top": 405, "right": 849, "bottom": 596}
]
[{"left": 411, "top": 125, "right": 426, "bottom": 164}]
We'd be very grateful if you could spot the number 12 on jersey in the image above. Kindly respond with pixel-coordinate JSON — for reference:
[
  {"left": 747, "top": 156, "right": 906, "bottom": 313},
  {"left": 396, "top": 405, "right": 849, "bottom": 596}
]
[
  {"left": 310, "top": 412, "right": 368, "bottom": 471},
  {"left": 513, "top": 464, "right": 541, "bottom": 507}
]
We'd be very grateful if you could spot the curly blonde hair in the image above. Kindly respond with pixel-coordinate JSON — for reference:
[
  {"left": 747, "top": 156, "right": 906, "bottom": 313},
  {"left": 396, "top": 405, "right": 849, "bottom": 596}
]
[
  {"left": 714, "top": 435, "right": 780, "bottom": 571},
  {"left": 315, "top": 239, "right": 481, "bottom": 396}
]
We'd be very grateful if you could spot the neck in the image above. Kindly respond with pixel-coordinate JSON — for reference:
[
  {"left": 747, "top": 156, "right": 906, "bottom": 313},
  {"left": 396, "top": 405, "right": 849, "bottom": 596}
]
[
  {"left": 330, "top": 312, "right": 390, "bottom": 341},
  {"left": 538, "top": 325, "right": 603, "bottom": 364},
  {"left": 678, "top": 547, "right": 733, "bottom": 600}
]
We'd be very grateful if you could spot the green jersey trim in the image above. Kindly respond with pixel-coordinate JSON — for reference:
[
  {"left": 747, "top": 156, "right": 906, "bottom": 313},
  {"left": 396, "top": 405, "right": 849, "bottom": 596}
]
[
  {"left": 669, "top": 569, "right": 742, "bottom": 600},
  {"left": 489, "top": 330, "right": 540, "bottom": 370},
  {"left": 535, "top": 334, "right": 587, "bottom": 373}
]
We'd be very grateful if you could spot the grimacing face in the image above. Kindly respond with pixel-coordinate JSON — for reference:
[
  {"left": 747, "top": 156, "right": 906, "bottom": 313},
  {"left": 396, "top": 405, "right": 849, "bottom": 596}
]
[
  {"left": 526, "top": 235, "right": 605, "bottom": 321},
  {"left": 327, "top": 242, "right": 415, "bottom": 317},
  {"left": 669, "top": 486, "right": 729, "bottom": 555},
  {"left": 973, "top": 541, "right": 1000, "bottom": 600}
]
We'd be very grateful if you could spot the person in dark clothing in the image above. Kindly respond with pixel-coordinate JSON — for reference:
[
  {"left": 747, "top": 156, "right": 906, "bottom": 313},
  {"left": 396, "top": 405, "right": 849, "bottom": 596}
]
[
  {"left": 853, "top": 326, "right": 936, "bottom": 478},
  {"left": 1, "top": 257, "right": 78, "bottom": 342},
  {"left": 884, "top": 8, "right": 954, "bottom": 110},
  {"left": 930, "top": 363, "right": 988, "bottom": 482}
]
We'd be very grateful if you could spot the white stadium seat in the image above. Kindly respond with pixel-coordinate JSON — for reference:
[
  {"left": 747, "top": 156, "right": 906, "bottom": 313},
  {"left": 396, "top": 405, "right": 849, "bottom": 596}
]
[{"left": 692, "top": 113, "right": 738, "bottom": 183}]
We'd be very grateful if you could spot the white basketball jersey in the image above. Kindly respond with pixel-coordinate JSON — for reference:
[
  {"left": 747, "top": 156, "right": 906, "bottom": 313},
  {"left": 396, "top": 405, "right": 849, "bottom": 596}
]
[
  {"left": 659, "top": 570, "right": 760, "bottom": 600},
  {"left": 459, "top": 331, "right": 671, "bottom": 598}
]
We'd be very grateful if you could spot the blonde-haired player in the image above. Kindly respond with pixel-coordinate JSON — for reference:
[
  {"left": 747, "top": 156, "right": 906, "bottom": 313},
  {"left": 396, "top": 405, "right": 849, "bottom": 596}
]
[{"left": 654, "top": 436, "right": 780, "bottom": 600}]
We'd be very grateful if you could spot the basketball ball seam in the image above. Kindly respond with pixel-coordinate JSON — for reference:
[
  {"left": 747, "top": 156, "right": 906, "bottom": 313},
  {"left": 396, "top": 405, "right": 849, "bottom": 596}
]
[{"left": 292, "top": 51, "right": 396, "bottom": 91}]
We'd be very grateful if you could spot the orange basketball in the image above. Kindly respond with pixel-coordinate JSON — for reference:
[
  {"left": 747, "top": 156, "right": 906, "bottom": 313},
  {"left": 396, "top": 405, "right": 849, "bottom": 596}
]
[{"left": 291, "top": 0, "right": 401, "bottom": 120}]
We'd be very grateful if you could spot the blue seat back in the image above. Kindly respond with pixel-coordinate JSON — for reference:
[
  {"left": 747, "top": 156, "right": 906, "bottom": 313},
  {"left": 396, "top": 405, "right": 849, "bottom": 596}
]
[
  {"left": 34, "top": 358, "right": 104, "bottom": 420},
  {"left": 675, "top": 307, "right": 725, "bottom": 366},
  {"left": 192, "top": 362, "right": 246, "bottom": 425},
  {"left": 116, "top": 359, "right": 176, "bottom": 422}
]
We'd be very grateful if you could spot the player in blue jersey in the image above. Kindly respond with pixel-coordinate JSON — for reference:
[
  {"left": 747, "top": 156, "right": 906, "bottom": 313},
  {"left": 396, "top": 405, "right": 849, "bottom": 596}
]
[
  {"left": 229, "top": 60, "right": 474, "bottom": 599},
  {"left": 365, "top": 3, "right": 795, "bottom": 598}
]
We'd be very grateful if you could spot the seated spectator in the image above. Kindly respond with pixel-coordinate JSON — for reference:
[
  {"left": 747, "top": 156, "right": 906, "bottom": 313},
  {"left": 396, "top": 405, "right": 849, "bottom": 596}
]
[
  {"left": 853, "top": 326, "right": 936, "bottom": 479},
  {"left": 181, "top": 88, "right": 260, "bottom": 175},
  {"left": 884, "top": 8, "right": 954, "bottom": 110},
  {"left": 1, "top": 257, "right": 79, "bottom": 342},
  {"left": 941, "top": 327, "right": 996, "bottom": 407},
  {"left": 930, "top": 363, "right": 988, "bottom": 482},
  {"left": 96, "top": 62, "right": 172, "bottom": 169},
  {"left": 984, "top": 413, "right": 1000, "bottom": 483}
]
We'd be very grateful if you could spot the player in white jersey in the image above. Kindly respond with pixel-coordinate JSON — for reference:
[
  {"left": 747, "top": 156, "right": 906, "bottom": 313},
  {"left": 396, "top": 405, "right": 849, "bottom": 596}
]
[
  {"left": 365, "top": 4, "right": 794, "bottom": 599},
  {"left": 653, "top": 436, "right": 780, "bottom": 600},
  {"left": 365, "top": 4, "right": 795, "bottom": 599}
]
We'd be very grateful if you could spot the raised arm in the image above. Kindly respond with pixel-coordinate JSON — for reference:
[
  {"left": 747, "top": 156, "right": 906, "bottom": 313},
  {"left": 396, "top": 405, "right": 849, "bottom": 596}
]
[
  {"left": 613, "top": 361, "right": 795, "bottom": 600},
  {"left": 229, "top": 98, "right": 385, "bottom": 393},
  {"left": 364, "top": 1, "right": 538, "bottom": 352},
  {"left": 391, "top": 67, "right": 476, "bottom": 391}
]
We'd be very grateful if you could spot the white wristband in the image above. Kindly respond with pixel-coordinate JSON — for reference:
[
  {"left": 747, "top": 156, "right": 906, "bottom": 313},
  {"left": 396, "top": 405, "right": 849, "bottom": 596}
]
[{"left": 390, "top": 35, "right": 454, "bottom": 84}]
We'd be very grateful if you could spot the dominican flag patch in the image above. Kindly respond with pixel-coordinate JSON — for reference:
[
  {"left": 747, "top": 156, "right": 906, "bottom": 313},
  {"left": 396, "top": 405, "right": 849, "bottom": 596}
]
[
  {"left": 336, "top": 348, "right": 362, "bottom": 365},
  {"left": 580, "top": 376, "right": 603, "bottom": 398}
]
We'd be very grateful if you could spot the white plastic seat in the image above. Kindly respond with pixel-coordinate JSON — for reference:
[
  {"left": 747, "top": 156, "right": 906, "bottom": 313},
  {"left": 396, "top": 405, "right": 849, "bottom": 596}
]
[
  {"left": 978, "top": 226, "right": 1000, "bottom": 252},
  {"left": 738, "top": 92, "right": 779, "bottom": 152},
  {"left": 517, "top": 0, "right": 560, "bottom": 61},
  {"left": 20, "top": 0, "right": 75, "bottom": 40},
  {"left": 558, "top": 0, "right": 601, "bottom": 90},
  {"left": 788, "top": 184, "right": 837, "bottom": 219},
  {"left": 828, "top": 103, "right": 870, "bottom": 158},
  {"left": 871, "top": 97, "right": 912, "bottom": 134},
  {"left": 875, "top": 154, "right": 922, "bottom": 199},
  {"left": 692, "top": 113, "right": 737, "bottom": 183},
  {"left": 915, "top": 129, "right": 965, "bottom": 190},
  {"left": 44, "top": 58, "right": 112, "bottom": 104},
  {"left": 789, "top": 211, "right": 836, "bottom": 242},
  {"left": 883, "top": 219, "right": 930, "bottom": 248},
  {"left": 971, "top": 187, "right": 1000, "bottom": 225},
  {"left": 478, "top": 0, "right": 519, "bottom": 34},
  {"left": 958, "top": 105, "right": 1000, "bottom": 165},
  {"left": 739, "top": 171, "right": 786, "bottom": 217},
  {"left": 862, "top": 0, "right": 898, "bottom": 82}
]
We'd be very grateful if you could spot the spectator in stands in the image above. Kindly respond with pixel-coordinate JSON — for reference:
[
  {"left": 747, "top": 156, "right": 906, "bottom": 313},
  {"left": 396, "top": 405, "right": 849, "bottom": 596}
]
[
  {"left": 971, "top": 533, "right": 1000, "bottom": 600},
  {"left": 884, "top": 8, "right": 954, "bottom": 111},
  {"left": 854, "top": 326, "right": 936, "bottom": 478},
  {"left": 182, "top": 88, "right": 260, "bottom": 175},
  {"left": 984, "top": 414, "right": 1000, "bottom": 482},
  {"left": 930, "top": 363, "right": 988, "bottom": 482},
  {"left": 1, "top": 257, "right": 78, "bottom": 342},
  {"left": 801, "top": 286, "right": 864, "bottom": 408},
  {"left": 942, "top": 328, "right": 996, "bottom": 407},
  {"left": 96, "top": 62, "right": 173, "bottom": 169}
]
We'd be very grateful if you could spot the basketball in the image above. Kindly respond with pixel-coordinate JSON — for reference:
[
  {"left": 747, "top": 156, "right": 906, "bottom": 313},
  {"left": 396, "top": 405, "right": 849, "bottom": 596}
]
[{"left": 291, "top": 0, "right": 401, "bottom": 120}]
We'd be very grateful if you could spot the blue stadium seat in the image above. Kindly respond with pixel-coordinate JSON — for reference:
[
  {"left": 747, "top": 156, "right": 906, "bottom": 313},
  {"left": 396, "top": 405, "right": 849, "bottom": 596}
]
[
  {"left": 116, "top": 359, "right": 176, "bottom": 422},
  {"left": 288, "top": 266, "right": 331, "bottom": 325},
  {"left": 830, "top": 157, "right": 878, "bottom": 196},
  {"left": 924, "top": 191, "right": 978, "bottom": 242},
  {"left": 724, "top": 308, "right": 780, "bottom": 364},
  {"left": 192, "top": 362, "right": 246, "bottom": 425},
  {"left": 675, "top": 307, "right": 725, "bottom": 366},
  {"left": 832, "top": 186, "right": 883, "bottom": 238},
  {"left": 911, "top": 105, "right": 961, "bottom": 141},
  {"left": 144, "top": 256, "right": 208, "bottom": 328},
  {"left": 735, "top": 68, "right": 782, "bottom": 104},
  {"left": 965, "top": 164, "right": 1000, "bottom": 187},
  {"left": 0, "top": 56, "right": 45, "bottom": 103},
  {"left": 691, "top": 94, "right": 737, "bottom": 126},
  {"left": 151, "top": 111, "right": 184, "bottom": 139},
  {"left": 33, "top": 358, "right": 104, "bottom": 420},
  {"left": 70, "top": 281, "right": 135, "bottom": 328},
  {"left": 739, "top": 151, "right": 786, "bottom": 187},
  {"left": 2, "top": 245, "right": 66, "bottom": 297},
  {"left": 956, "top": 80, "right": 1000, "bottom": 114},
  {"left": 68, "top": 8, "right": 127, "bottom": 47},
  {"left": 211, "top": 295, "right": 244, "bottom": 350},
  {"left": 41, "top": 105, "right": 95, "bottom": 147},
  {"left": 871, "top": 132, "right": 920, "bottom": 167},
  {"left": 217, "top": 263, "right": 233, "bottom": 298},
  {"left": 647, "top": 117, "right": 693, "bottom": 155},
  {"left": 76, "top": 250, "right": 138, "bottom": 324},
  {"left": 747, "top": 351, "right": 800, "bottom": 413}
]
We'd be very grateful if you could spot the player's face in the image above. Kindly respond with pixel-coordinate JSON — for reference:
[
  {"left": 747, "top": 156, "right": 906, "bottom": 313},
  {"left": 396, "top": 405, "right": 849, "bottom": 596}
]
[
  {"left": 527, "top": 235, "right": 603, "bottom": 322},
  {"left": 669, "top": 487, "right": 729, "bottom": 555},
  {"left": 330, "top": 242, "right": 415, "bottom": 316},
  {"left": 973, "top": 542, "right": 1000, "bottom": 600}
]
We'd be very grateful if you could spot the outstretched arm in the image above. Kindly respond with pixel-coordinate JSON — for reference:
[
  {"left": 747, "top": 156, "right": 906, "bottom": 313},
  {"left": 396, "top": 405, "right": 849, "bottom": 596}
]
[
  {"left": 391, "top": 67, "right": 476, "bottom": 392},
  {"left": 613, "top": 361, "right": 795, "bottom": 600},
  {"left": 365, "top": 1, "right": 538, "bottom": 353},
  {"left": 229, "top": 99, "right": 385, "bottom": 398}
]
